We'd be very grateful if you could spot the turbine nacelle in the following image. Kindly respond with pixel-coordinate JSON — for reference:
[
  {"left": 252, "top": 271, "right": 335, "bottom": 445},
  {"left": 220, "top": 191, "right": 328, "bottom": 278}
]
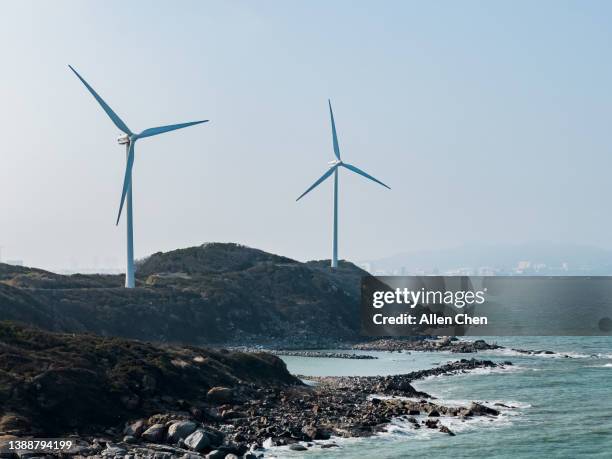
[
  {"left": 117, "top": 134, "right": 130, "bottom": 145},
  {"left": 296, "top": 101, "right": 391, "bottom": 202}
]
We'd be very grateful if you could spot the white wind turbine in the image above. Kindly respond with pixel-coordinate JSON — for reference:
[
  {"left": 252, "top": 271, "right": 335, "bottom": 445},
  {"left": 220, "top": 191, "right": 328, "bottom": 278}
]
[
  {"left": 69, "top": 65, "right": 208, "bottom": 287},
  {"left": 297, "top": 100, "right": 390, "bottom": 268}
]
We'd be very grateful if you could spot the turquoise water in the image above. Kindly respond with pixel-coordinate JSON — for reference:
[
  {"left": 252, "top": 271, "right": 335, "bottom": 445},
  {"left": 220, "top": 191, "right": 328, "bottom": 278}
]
[{"left": 270, "top": 338, "right": 612, "bottom": 458}]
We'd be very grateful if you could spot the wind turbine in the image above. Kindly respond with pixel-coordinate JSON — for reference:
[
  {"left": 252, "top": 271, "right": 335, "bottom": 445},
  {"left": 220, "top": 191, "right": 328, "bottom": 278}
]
[
  {"left": 69, "top": 65, "right": 208, "bottom": 288},
  {"left": 296, "top": 100, "right": 390, "bottom": 268}
]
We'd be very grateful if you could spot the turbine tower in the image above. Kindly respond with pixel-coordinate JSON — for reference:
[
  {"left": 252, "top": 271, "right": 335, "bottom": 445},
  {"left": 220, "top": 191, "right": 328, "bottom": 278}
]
[
  {"left": 296, "top": 100, "right": 390, "bottom": 268},
  {"left": 69, "top": 65, "right": 208, "bottom": 288}
]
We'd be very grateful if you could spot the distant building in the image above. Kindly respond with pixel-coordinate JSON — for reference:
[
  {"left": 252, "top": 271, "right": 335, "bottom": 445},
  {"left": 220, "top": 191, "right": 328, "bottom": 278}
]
[
  {"left": 477, "top": 266, "right": 497, "bottom": 276},
  {"left": 517, "top": 261, "right": 531, "bottom": 270},
  {"left": 444, "top": 267, "right": 474, "bottom": 276},
  {"left": 561, "top": 262, "right": 569, "bottom": 271}
]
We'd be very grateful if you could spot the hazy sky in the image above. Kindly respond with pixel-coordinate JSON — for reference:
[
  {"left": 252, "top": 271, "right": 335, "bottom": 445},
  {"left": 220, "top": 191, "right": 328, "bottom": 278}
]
[{"left": 2, "top": 0, "right": 612, "bottom": 270}]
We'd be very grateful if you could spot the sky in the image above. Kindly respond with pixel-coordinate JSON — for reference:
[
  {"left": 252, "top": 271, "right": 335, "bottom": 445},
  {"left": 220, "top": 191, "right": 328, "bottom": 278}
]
[{"left": 2, "top": 0, "right": 612, "bottom": 271}]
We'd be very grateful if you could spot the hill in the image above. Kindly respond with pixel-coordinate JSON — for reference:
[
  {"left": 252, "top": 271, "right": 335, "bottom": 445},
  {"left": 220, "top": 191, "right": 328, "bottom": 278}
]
[
  {"left": 0, "top": 243, "right": 368, "bottom": 346},
  {"left": 0, "top": 321, "right": 299, "bottom": 435}
]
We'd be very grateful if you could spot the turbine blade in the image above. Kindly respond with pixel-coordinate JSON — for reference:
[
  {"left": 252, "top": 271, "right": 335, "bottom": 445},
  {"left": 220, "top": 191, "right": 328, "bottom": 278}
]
[
  {"left": 116, "top": 142, "right": 135, "bottom": 225},
  {"left": 137, "top": 120, "right": 209, "bottom": 139},
  {"left": 329, "top": 100, "right": 341, "bottom": 160},
  {"left": 296, "top": 166, "right": 337, "bottom": 201},
  {"left": 68, "top": 65, "right": 131, "bottom": 135},
  {"left": 341, "top": 163, "right": 391, "bottom": 189}
]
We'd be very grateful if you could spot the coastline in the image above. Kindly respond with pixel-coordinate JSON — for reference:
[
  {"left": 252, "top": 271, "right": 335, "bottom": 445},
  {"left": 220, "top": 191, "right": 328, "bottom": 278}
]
[
  {"left": 0, "top": 323, "right": 516, "bottom": 458},
  {"left": 3, "top": 324, "right": 610, "bottom": 458},
  {"left": 15, "top": 358, "right": 506, "bottom": 458}
]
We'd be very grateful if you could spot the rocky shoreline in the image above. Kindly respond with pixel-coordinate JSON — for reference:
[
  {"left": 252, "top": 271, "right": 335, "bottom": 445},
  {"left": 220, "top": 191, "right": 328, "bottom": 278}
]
[
  {"left": 1, "top": 358, "right": 510, "bottom": 458},
  {"left": 351, "top": 337, "right": 503, "bottom": 353},
  {"left": 230, "top": 337, "right": 505, "bottom": 356},
  {"left": 237, "top": 350, "right": 378, "bottom": 360},
  {"left": 0, "top": 324, "right": 522, "bottom": 459}
]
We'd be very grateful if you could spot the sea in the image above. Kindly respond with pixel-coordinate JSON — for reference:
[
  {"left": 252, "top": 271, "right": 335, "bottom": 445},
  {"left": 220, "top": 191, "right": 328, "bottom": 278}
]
[{"left": 265, "top": 337, "right": 612, "bottom": 458}]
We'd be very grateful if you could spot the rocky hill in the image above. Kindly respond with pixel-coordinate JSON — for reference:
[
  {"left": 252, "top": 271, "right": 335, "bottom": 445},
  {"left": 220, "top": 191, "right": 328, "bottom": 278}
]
[
  {"left": 0, "top": 322, "right": 505, "bottom": 457},
  {"left": 0, "top": 243, "right": 368, "bottom": 346},
  {"left": 0, "top": 321, "right": 299, "bottom": 436}
]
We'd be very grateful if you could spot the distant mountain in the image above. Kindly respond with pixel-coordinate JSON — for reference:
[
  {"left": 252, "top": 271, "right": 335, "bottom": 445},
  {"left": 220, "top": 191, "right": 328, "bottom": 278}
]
[
  {"left": 0, "top": 243, "right": 367, "bottom": 346},
  {"left": 364, "top": 242, "right": 612, "bottom": 275}
]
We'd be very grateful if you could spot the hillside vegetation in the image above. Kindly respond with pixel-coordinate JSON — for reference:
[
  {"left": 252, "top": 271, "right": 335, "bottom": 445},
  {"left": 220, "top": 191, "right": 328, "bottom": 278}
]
[
  {"left": 0, "top": 321, "right": 299, "bottom": 435},
  {"left": 0, "top": 243, "right": 367, "bottom": 345}
]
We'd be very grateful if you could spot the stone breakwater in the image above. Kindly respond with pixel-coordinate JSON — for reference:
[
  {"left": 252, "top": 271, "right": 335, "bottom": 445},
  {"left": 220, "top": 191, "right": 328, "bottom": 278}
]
[
  {"left": 3, "top": 358, "right": 508, "bottom": 458},
  {"left": 304, "top": 357, "right": 512, "bottom": 396},
  {"left": 352, "top": 337, "right": 503, "bottom": 353},
  {"left": 269, "top": 350, "right": 378, "bottom": 359},
  {"left": 231, "top": 337, "right": 504, "bottom": 355}
]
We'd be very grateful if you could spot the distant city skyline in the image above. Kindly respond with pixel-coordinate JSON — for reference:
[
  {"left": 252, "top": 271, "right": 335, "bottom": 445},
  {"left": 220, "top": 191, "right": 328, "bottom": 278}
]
[
  {"left": 361, "top": 241, "right": 612, "bottom": 276},
  {"left": 3, "top": 1, "right": 612, "bottom": 271}
]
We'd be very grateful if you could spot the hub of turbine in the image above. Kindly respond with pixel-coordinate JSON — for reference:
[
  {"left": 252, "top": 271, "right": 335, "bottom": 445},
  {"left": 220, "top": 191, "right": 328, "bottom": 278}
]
[{"left": 117, "top": 134, "right": 130, "bottom": 145}]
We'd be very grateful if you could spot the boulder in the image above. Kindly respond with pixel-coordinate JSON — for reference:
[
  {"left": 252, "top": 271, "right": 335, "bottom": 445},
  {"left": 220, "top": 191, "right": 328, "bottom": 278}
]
[
  {"left": 469, "top": 402, "right": 499, "bottom": 416},
  {"left": 167, "top": 420, "right": 198, "bottom": 443},
  {"left": 424, "top": 419, "right": 439, "bottom": 429},
  {"left": 201, "top": 426, "right": 225, "bottom": 446},
  {"left": 428, "top": 410, "right": 440, "bottom": 417},
  {"left": 184, "top": 429, "right": 211, "bottom": 452},
  {"left": 124, "top": 419, "right": 147, "bottom": 437},
  {"left": 141, "top": 423, "right": 166, "bottom": 442},
  {"left": 102, "top": 444, "right": 127, "bottom": 456},
  {"left": 439, "top": 425, "right": 455, "bottom": 436},
  {"left": 301, "top": 425, "right": 331, "bottom": 440},
  {"left": 0, "top": 415, "right": 30, "bottom": 434},
  {"left": 207, "top": 387, "right": 234, "bottom": 404},
  {"left": 289, "top": 444, "right": 308, "bottom": 451},
  {"left": 321, "top": 443, "right": 340, "bottom": 448}
]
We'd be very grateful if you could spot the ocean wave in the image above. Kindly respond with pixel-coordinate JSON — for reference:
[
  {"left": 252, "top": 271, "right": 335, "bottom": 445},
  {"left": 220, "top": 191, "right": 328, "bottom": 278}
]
[
  {"left": 263, "top": 398, "right": 527, "bottom": 457},
  {"left": 479, "top": 348, "right": 602, "bottom": 359},
  {"left": 587, "top": 363, "right": 612, "bottom": 368},
  {"left": 263, "top": 435, "right": 364, "bottom": 458},
  {"left": 407, "top": 396, "right": 531, "bottom": 410},
  {"left": 385, "top": 412, "right": 512, "bottom": 437}
]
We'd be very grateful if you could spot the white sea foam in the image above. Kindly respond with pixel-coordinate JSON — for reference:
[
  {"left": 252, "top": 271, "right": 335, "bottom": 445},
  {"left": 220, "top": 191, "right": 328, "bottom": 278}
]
[
  {"left": 264, "top": 411, "right": 516, "bottom": 457},
  {"left": 263, "top": 437, "right": 275, "bottom": 449},
  {"left": 403, "top": 395, "right": 531, "bottom": 410},
  {"left": 478, "top": 348, "right": 600, "bottom": 359},
  {"left": 264, "top": 392, "right": 528, "bottom": 457},
  {"left": 264, "top": 396, "right": 528, "bottom": 457},
  {"left": 587, "top": 362, "right": 612, "bottom": 368},
  {"left": 594, "top": 353, "right": 612, "bottom": 359},
  {"left": 417, "top": 363, "right": 528, "bottom": 381},
  {"left": 382, "top": 394, "right": 528, "bottom": 440}
]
